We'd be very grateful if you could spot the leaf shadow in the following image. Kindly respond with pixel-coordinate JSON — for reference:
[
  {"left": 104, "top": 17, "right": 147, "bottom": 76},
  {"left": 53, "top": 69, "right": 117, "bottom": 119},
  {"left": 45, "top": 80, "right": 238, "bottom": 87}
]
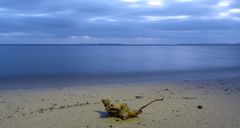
[{"left": 95, "top": 110, "right": 110, "bottom": 118}]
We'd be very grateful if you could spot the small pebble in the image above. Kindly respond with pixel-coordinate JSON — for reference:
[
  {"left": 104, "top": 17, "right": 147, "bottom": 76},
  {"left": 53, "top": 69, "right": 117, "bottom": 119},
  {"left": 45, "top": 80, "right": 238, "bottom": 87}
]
[
  {"left": 197, "top": 105, "right": 203, "bottom": 109},
  {"left": 163, "top": 88, "right": 169, "bottom": 91},
  {"left": 135, "top": 96, "right": 143, "bottom": 99},
  {"left": 115, "top": 119, "right": 120, "bottom": 122},
  {"left": 109, "top": 125, "right": 113, "bottom": 127},
  {"left": 38, "top": 108, "right": 46, "bottom": 113}
]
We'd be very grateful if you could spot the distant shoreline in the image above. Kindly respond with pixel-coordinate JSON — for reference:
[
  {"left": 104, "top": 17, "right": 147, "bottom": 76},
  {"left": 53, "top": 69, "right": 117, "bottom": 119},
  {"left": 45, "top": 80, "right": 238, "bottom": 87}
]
[{"left": 0, "top": 43, "right": 240, "bottom": 46}]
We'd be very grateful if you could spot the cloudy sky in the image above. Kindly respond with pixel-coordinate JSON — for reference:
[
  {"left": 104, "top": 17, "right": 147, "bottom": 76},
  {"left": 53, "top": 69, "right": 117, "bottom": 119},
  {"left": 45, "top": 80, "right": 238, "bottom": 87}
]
[{"left": 0, "top": 0, "right": 240, "bottom": 44}]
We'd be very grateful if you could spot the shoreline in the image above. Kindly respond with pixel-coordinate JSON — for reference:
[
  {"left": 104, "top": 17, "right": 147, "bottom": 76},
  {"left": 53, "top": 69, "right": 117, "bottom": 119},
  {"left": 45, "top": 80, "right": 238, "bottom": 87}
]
[{"left": 0, "top": 71, "right": 240, "bottom": 89}]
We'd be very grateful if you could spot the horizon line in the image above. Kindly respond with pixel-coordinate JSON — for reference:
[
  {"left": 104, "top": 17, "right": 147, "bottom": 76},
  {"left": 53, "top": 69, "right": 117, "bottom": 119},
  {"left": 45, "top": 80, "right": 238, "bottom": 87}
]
[{"left": 0, "top": 43, "right": 240, "bottom": 46}]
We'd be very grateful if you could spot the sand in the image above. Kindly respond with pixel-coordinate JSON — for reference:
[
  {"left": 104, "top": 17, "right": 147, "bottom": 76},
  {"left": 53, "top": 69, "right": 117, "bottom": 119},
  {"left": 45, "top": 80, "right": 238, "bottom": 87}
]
[{"left": 0, "top": 78, "right": 240, "bottom": 128}]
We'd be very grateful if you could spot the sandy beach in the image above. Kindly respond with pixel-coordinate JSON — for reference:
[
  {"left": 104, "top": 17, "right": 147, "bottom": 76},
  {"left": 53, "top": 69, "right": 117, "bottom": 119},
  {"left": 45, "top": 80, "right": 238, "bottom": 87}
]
[{"left": 0, "top": 78, "right": 240, "bottom": 128}]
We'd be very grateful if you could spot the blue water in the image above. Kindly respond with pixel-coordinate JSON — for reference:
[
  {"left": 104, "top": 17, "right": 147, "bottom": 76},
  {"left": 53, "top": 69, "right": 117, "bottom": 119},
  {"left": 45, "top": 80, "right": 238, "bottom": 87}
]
[{"left": 0, "top": 45, "right": 240, "bottom": 88}]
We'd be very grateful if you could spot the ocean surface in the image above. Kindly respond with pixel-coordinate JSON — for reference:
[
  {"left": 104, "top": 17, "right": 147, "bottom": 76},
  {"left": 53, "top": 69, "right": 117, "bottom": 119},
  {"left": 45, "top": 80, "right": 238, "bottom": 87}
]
[{"left": 0, "top": 45, "right": 240, "bottom": 88}]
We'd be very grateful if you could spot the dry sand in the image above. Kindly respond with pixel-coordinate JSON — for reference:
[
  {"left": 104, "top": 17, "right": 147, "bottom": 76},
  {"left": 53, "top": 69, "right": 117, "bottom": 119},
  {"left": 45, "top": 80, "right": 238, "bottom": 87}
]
[{"left": 0, "top": 78, "right": 240, "bottom": 128}]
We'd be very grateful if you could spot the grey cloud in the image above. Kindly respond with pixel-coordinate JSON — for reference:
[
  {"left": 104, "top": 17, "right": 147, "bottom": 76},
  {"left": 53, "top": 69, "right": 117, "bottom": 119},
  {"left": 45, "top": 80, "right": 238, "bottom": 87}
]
[{"left": 0, "top": 0, "right": 240, "bottom": 43}]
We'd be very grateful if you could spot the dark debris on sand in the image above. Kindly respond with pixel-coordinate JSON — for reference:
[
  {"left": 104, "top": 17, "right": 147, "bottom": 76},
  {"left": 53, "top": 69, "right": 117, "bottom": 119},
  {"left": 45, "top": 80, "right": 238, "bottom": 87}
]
[
  {"left": 197, "top": 105, "right": 203, "bottom": 109},
  {"left": 182, "top": 97, "right": 198, "bottom": 100},
  {"left": 135, "top": 96, "right": 144, "bottom": 99},
  {"left": 35, "top": 101, "right": 90, "bottom": 114},
  {"left": 37, "top": 108, "right": 48, "bottom": 113}
]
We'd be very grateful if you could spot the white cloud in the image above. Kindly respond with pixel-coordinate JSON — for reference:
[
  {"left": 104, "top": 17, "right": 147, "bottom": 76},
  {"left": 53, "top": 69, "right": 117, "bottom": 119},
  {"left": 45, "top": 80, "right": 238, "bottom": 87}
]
[
  {"left": 216, "top": 8, "right": 240, "bottom": 20},
  {"left": 70, "top": 35, "right": 78, "bottom": 39},
  {"left": 0, "top": 32, "right": 26, "bottom": 37},
  {"left": 88, "top": 16, "right": 118, "bottom": 22},
  {"left": 142, "top": 15, "right": 190, "bottom": 21},
  {"left": 199, "top": 14, "right": 240, "bottom": 21},
  {"left": 147, "top": 0, "right": 164, "bottom": 6},
  {"left": 15, "top": 13, "right": 51, "bottom": 17},
  {"left": 120, "top": 0, "right": 165, "bottom": 8},
  {"left": 69, "top": 35, "right": 92, "bottom": 39},
  {"left": 229, "top": 8, "right": 240, "bottom": 13},
  {"left": 120, "top": 0, "right": 140, "bottom": 3},
  {"left": 217, "top": 0, "right": 233, "bottom": 7},
  {"left": 174, "top": 0, "right": 195, "bottom": 3},
  {"left": 83, "top": 36, "right": 91, "bottom": 39},
  {"left": 0, "top": 10, "right": 72, "bottom": 17},
  {"left": 218, "top": 12, "right": 229, "bottom": 17}
]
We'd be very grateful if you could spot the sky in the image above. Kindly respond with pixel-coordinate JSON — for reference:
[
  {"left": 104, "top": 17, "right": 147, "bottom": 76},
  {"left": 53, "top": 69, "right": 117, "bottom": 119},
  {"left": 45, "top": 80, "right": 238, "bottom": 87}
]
[{"left": 0, "top": 0, "right": 240, "bottom": 44}]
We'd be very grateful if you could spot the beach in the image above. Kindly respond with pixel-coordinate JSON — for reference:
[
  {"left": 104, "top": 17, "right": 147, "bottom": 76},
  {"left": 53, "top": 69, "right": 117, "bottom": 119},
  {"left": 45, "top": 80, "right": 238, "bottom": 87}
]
[
  {"left": 0, "top": 77, "right": 240, "bottom": 128},
  {"left": 1, "top": 0, "right": 240, "bottom": 127}
]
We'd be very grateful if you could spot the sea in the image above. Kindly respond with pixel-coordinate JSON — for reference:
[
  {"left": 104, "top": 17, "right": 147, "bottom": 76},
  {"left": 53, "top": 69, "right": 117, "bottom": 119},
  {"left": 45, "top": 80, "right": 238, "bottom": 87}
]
[{"left": 0, "top": 45, "right": 240, "bottom": 89}]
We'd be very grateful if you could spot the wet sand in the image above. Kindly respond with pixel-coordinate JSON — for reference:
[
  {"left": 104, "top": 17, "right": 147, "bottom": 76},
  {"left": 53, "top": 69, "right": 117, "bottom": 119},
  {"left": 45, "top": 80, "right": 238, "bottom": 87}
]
[{"left": 0, "top": 78, "right": 240, "bottom": 128}]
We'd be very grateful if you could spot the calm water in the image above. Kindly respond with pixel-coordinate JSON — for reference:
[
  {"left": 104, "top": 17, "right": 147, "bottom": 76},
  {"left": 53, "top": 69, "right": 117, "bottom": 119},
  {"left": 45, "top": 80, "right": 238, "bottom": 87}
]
[{"left": 0, "top": 45, "right": 240, "bottom": 88}]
